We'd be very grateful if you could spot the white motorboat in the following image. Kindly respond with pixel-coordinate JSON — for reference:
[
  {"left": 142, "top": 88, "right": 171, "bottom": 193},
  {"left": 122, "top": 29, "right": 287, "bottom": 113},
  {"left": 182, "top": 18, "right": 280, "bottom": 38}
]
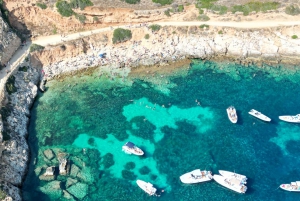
[
  {"left": 219, "top": 170, "right": 247, "bottom": 184},
  {"left": 280, "top": 181, "right": 300, "bottom": 192},
  {"left": 122, "top": 142, "right": 144, "bottom": 156},
  {"left": 248, "top": 109, "right": 271, "bottom": 122},
  {"left": 213, "top": 175, "right": 247, "bottom": 194},
  {"left": 180, "top": 169, "right": 213, "bottom": 184},
  {"left": 279, "top": 114, "right": 300, "bottom": 123},
  {"left": 136, "top": 180, "right": 157, "bottom": 196},
  {"left": 227, "top": 106, "right": 238, "bottom": 123}
]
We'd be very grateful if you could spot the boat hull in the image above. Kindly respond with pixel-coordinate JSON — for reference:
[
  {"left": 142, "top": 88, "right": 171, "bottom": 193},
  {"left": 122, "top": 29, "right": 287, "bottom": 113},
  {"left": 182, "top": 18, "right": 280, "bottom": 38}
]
[
  {"left": 180, "top": 170, "right": 212, "bottom": 184},
  {"left": 219, "top": 170, "right": 247, "bottom": 184},
  {"left": 213, "top": 175, "right": 246, "bottom": 194},
  {"left": 136, "top": 180, "right": 157, "bottom": 196},
  {"left": 227, "top": 107, "right": 238, "bottom": 123},
  {"left": 279, "top": 115, "right": 300, "bottom": 123},
  {"left": 248, "top": 109, "right": 271, "bottom": 122}
]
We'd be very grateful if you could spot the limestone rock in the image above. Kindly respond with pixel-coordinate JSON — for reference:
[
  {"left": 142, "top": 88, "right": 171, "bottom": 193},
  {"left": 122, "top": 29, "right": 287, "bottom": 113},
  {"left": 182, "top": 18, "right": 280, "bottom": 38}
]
[
  {"left": 63, "top": 190, "right": 75, "bottom": 200},
  {"left": 39, "top": 181, "right": 62, "bottom": 200},
  {"left": 77, "top": 167, "right": 94, "bottom": 184},
  {"left": 70, "top": 164, "right": 80, "bottom": 178},
  {"left": 66, "top": 178, "right": 78, "bottom": 188},
  {"left": 67, "top": 182, "right": 88, "bottom": 199},
  {"left": 43, "top": 149, "right": 55, "bottom": 160},
  {"left": 43, "top": 166, "right": 55, "bottom": 176}
]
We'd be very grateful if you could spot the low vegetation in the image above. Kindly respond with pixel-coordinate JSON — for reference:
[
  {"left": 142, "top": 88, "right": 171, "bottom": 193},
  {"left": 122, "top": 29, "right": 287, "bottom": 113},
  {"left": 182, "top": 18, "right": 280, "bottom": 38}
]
[
  {"left": 18, "top": 66, "right": 28, "bottom": 72},
  {"left": 218, "top": 30, "right": 223, "bottom": 34},
  {"left": 112, "top": 28, "right": 132, "bottom": 44},
  {"left": 36, "top": 2, "right": 47, "bottom": 9},
  {"left": 231, "top": 2, "right": 280, "bottom": 16},
  {"left": 285, "top": 4, "right": 300, "bottom": 16},
  {"left": 124, "top": 0, "right": 140, "bottom": 4},
  {"left": 196, "top": 0, "right": 280, "bottom": 16},
  {"left": 56, "top": 0, "right": 92, "bottom": 20},
  {"left": 292, "top": 35, "right": 298, "bottom": 39},
  {"left": 5, "top": 75, "right": 17, "bottom": 95},
  {"left": 56, "top": 0, "right": 74, "bottom": 17},
  {"left": 164, "top": 9, "right": 171, "bottom": 17},
  {"left": 75, "top": 13, "right": 86, "bottom": 24},
  {"left": 152, "top": 0, "right": 173, "bottom": 6},
  {"left": 149, "top": 24, "right": 161, "bottom": 32},
  {"left": 30, "top": 44, "right": 45, "bottom": 53},
  {"left": 144, "top": 34, "right": 150, "bottom": 39},
  {"left": 199, "top": 24, "right": 209, "bottom": 29},
  {"left": 197, "top": 14, "right": 210, "bottom": 21}
]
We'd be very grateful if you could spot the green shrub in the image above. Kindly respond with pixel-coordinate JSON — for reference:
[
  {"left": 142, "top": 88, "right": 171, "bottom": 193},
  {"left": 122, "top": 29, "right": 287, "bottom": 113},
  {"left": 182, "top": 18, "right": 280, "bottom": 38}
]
[
  {"left": 198, "top": 0, "right": 217, "bottom": 9},
  {"left": 178, "top": 5, "right": 184, "bottom": 12},
  {"left": 30, "top": 44, "right": 45, "bottom": 53},
  {"left": 75, "top": 13, "right": 86, "bottom": 24},
  {"left": 125, "top": 0, "right": 140, "bottom": 4},
  {"left": 6, "top": 75, "right": 17, "bottom": 95},
  {"left": 18, "top": 66, "right": 28, "bottom": 72},
  {"left": 199, "top": 8, "right": 204, "bottom": 14},
  {"left": 112, "top": 28, "right": 132, "bottom": 44},
  {"left": 199, "top": 24, "right": 209, "bottom": 29},
  {"left": 292, "top": 35, "right": 298, "bottom": 39},
  {"left": 36, "top": 2, "right": 47, "bottom": 9},
  {"left": 152, "top": 0, "right": 173, "bottom": 6},
  {"left": 218, "top": 30, "right": 223, "bottom": 34},
  {"left": 144, "top": 34, "right": 150, "bottom": 39},
  {"left": 149, "top": 24, "right": 161, "bottom": 32},
  {"left": 231, "top": 2, "right": 280, "bottom": 16},
  {"left": 285, "top": 5, "right": 300, "bottom": 16},
  {"left": 211, "top": 5, "right": 228, "bottom": 14},
  {"left": 70, "top": 0, "right": 93, "bottom": 10},
  {"left": 164, "top": 9, "right": 171, "bottom": 17},
  {"left": 56, "top": 1, "right": 74, "bottom": 17},
  {"left": 197, "top": 14, "right": 210, "bottom": 21},
  {"left": 93, "top": 16, "right": 99, "bottom": 22}
]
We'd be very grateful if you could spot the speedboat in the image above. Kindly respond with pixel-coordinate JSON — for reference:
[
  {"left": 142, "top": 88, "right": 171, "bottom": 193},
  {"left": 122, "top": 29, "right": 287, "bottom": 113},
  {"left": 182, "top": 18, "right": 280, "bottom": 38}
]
[
  {"left": 227, "top": 106, "right": 238, "bottom": 123},
  {"left": 136, "top": 180, "right": 157, "bottom": 196},
  {"left": 248, "top": 109, "right": 271, "bottom": 122},
  {"left": 279, "top": 114, "right": 300, "bottom": 123},
  {"left": 213, "top": 174, "right": 247, "bottom": 194},
  {"left": 180, "top": 169, "right": 213, "bottom": 184},
  {"left": 280, "top": 181, "right": 300, "bottom": 192},
  {"left": 122, "top": 142, "right": 144, "bottom": 155},
  {"left": 219, "top": 170, "right": 247, "bottom": 184}
]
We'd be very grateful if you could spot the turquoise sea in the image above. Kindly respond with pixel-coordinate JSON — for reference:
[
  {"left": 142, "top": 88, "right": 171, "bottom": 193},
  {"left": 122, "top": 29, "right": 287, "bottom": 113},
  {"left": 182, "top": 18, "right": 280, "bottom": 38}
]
[{"left": 23, "top": 60, "right": 300, "bottom": 201}]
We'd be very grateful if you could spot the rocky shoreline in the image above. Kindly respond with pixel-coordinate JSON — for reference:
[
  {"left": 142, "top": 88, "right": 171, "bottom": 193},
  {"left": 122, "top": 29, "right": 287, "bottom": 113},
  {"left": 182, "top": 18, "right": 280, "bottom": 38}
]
[
  {"left": 30, "top": 25, "right": 300, "bottom": 81},
  {"left": 1, "top": 24, "right": 300, "bottom": 200}
]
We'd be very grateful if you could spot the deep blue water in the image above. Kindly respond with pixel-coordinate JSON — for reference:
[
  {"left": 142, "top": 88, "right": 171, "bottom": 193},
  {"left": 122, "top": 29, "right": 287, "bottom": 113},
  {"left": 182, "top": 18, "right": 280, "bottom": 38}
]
[{"left": 22, "top": 60, "right": 300, "bottom": 201}]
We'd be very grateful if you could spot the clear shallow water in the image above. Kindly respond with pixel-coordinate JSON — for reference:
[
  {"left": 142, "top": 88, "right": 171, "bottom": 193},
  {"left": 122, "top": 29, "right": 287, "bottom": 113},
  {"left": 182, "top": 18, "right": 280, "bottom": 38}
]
[{"left": 23, "top": 60, "right": 300, "bottom": 201}]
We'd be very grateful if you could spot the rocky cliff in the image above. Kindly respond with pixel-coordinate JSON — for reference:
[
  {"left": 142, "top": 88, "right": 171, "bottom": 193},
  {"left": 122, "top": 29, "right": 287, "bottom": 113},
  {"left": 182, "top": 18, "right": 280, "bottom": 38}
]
[
  {"left": 0, "top": 11, "right": 21, "bottom": 67},
  {"left": 0, "top": 59, "right": 40, "bottom": 200}
]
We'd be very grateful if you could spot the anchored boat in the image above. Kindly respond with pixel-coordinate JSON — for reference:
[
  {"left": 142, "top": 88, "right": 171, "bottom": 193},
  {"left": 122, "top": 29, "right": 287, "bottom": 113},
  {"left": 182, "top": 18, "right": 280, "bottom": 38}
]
[
  {"left": 227, "top": 106, "right": 238, "bottom": 123},
  {"left": 213, "top": 174, "right": 247, "bottom": 194},
  {"left": 279, "top": 114, "right": 300, "bottom": 123},
  {"left": 280, "top": 181, "right": 300, "bottom": 192},
  {"left": 122, "top": 142, "right": 144, "bottom": 156},
  {"left": 248, "top": 109, "right": 271, "bottom": 122},
  {"left": 136, "top": 180, "right": 157, "bottom": 196},
  {"left": 180, "top": 169, "right": 213, "bottom": 184}
]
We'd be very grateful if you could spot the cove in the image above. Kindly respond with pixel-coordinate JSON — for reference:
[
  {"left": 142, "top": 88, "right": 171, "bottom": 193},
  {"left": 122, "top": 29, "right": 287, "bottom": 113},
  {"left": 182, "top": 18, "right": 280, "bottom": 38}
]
[{"left": 22, "top": 60, "right": 300, "bottom": 201}]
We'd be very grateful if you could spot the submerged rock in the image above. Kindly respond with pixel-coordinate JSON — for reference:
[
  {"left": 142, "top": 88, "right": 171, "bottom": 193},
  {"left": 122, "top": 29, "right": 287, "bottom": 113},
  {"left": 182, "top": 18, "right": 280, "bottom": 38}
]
[
  {"left": 66, "top": 177, "right": 78, "bottom": 188},
  {"left": 43, "top": 166, "right": 55, "bottom": 176},
  {"left": 63, "top": 190, "right": 75, "bottom": 200},
  {"left": 43, "top": 149, "right": 55, "bottom": 160},
  {"left": 70, "top": 164, "right": 80, "bottom": 178},
  {"left": 66, "top": 182, "right": 88, "bottom": 199},
  {"left": 39, "top": 181, "right": 62, "bottom": 200}
]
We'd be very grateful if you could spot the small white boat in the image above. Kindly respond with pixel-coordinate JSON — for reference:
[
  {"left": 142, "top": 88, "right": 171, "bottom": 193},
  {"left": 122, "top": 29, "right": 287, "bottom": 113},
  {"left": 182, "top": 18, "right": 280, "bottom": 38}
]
[
  {"left": 213, "top": 174, "right": 247, "bottom": 194},
  {"left": 227, "top": 106, "right": 238, "bottom": 123},
  {"left": 122, "top": 142, "right": 144, "bottom": 156},
  {"left": 248, "top": 109, "right": 271, "bottom": 122},
  {"left": 279, "top": 114, "right": 300, "bottom": 123},
  {"left": 280, "top": 181, "right": 300, "bottom": 192},
  {"left": 219, "top": 170, "right": 247, "bottom": 184},
  {"left": 136, "top": 180, "right": 157, "bottom": 196},
  {"left": 180, "top": 169, "right": 213, "bottom": 184}
]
